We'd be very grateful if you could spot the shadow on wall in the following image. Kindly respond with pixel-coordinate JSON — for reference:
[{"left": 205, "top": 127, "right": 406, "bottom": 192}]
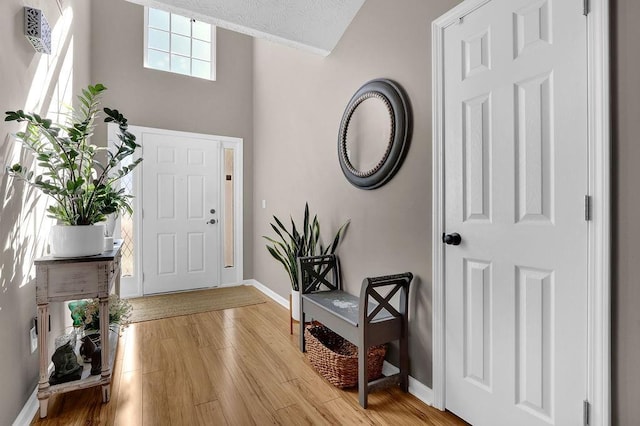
[
  {"left": 0, "top": 5, "right": 76, "bottom": 316},
  {"left": 0, "top": 4, "right": 89, "bottom": 424},
  {"left": 0, "top": 134, "right": 41, "bottom": 303},
  {"left": 380, "top": 274, "right": 432, "bottom": 382}
]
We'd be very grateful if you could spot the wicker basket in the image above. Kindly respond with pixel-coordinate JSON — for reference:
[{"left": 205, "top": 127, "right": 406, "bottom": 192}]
[{"left": 304, "top": 324, "right": 386, "bottom": 389}]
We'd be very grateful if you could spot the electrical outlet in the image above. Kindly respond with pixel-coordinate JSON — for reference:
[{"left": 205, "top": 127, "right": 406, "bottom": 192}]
[{"left": 30, "top": 326, "right": 38, "bottom": 353}]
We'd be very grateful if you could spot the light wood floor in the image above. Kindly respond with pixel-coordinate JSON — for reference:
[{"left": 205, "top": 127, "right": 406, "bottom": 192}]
[{"left": 32, "top": 296, "right": 467, "bottom": 425}]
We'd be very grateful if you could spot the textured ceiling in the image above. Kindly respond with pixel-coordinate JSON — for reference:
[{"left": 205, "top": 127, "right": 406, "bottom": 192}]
[{"left": 127, "top": 0, "right": 366, "bottom": 56}]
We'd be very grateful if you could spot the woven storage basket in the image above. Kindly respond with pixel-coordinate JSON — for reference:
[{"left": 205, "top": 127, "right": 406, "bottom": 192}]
[{"left": 304, "top": 324, "right": 386, "bottom": 389}]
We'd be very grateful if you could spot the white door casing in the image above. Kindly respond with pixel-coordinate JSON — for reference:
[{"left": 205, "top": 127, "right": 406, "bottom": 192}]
[
  {"left": 142, "top": 131, "right": 221, "bottom": 295},
  {"left": 432, "top": 0, "right": 610, "bottom": 425},
  {"left": 109, "top": 124, "right": 245, "bottom": 297},
  {"left": 107, "top": 124, "right": 244, "bottom": 297}
]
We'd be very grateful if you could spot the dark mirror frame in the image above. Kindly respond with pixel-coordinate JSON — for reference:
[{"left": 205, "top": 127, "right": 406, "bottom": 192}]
[{"left": 338, "top": 78, "right": 412, "bottom": 190}]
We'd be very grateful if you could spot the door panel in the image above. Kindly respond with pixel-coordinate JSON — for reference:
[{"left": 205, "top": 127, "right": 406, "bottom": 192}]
[
  {"left": 142, "top": 132, "right": 220, "bottom": 295},
  {"left": 463, "top": 258, "right": 492, "bottom": 390},
  {"left": 462, "top": 93, "right": 492, "bottom": 222},
  {"left": 515, "top": 266, "right": 553, "bottom": 420},
  {"left": 443, "top": 0, "right": 587, "bottom": 425}
]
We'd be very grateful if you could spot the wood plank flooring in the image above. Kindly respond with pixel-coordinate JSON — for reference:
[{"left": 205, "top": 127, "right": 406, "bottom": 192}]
[{"left": 32, "top": 295, "right": 467, "bottom": 425}]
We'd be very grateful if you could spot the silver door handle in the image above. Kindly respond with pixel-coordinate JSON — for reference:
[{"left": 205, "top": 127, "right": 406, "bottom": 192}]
[{"left": 207, "top": 219, "right": 217, "bottom": 224}]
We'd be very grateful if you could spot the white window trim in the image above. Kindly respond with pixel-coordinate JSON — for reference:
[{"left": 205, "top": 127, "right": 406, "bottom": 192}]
[
  {"left": 143, "top": 6, "right": 217, "bottom": 81},
  {"left": 108, "top": 123, "right": 143, "bottom": 298},
  {"left": 220, "top": 139, "right": 244, "bottom": 287}
]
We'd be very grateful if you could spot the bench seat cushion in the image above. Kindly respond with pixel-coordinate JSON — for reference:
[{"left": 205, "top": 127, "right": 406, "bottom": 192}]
[{"left": 302, "top": 290, "right": 394, "bottom": 327}]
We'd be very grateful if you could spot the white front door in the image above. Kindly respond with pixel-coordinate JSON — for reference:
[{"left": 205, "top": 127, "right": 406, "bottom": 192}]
[
  {"left": 141, "top": 131, "right": 221, "bottom": 295},
  {"left": 443, "top": 0, "right": 588, "bottom": 425}
]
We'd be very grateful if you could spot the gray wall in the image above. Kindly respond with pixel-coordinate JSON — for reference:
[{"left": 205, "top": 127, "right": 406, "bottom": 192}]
[
  {"left": 90, "top": 0, "right": 255, "bottom": 280},
  {"left": 0, "top": 1, "right": 92, "bottom": 424},
  {"left": 612, "top": 1, "right": 640, "bottom": 424},
  {"left": 253, "top": 0, "right": 459, "bottom": 386}
]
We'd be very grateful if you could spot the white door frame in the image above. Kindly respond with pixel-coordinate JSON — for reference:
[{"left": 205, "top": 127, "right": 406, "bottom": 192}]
[
  {"left": 108, "top": 124, "right": 244, "bottom": 298},
  {"left": 431, "top": 1, "right": 610, "bottom": 425}
]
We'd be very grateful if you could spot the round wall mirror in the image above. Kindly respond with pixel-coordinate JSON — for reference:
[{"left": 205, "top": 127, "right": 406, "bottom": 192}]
[{"left": 338, "top": 79, "right": 411, "bottom": 190}]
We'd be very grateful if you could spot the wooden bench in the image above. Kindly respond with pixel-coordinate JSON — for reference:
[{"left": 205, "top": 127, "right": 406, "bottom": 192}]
[{"left": 297, "top": 254, "right": 413, "bottom": 408}]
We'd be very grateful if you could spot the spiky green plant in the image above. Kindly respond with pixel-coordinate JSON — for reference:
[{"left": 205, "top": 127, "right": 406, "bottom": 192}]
[
  {"left": 263, "top": 203, "right": 349, "bottom": 291},
  {"left": 5, "top": 84, "right": 142, "bottom": 225}
]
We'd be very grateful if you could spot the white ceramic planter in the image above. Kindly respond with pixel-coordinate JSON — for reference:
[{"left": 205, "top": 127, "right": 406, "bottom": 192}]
[
  {"left": 49, "top": 224, "right": 106, "bottom": 258},
  {"left": 291, "top": 289, "right": 300, "bottom": 321}
]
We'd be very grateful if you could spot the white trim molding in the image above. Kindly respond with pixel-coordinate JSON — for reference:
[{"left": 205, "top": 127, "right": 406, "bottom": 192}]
[
  {"left": 586, "top": 1, "right": 611, "bottom": 424},
  {"left": 13, "top": 386, "right": 38, "bottom": 426},
  {"left": 382, "top": 361, "right": 434, "bottom": 406},
  {"left": 431, "top": 1, "right": 610, "bottom": 424},
  {"left": 246, "top": 279, "right": 289, "bottom": 309}
]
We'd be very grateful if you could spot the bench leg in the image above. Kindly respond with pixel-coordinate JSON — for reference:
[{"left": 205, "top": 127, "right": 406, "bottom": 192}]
[
  {"left": 299, "top": 308, "right": 306, "bottom": 352},
  {"left": 358, "top": 333, "right": 368, "bottom": 408},
  {"left": 399, "top": 331, "right": 409, "bottom": 393}
]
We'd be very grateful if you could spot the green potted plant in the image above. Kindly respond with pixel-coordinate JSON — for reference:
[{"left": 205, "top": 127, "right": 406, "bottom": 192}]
[
  {"left": 5, "top": 84, "right": 141, "bottom": 257},
  {"left": 263, "top": 203, "right": 349, "bottom": 320},
  {"left": 70, "top": 294, "right": 133, "bottom": 333}
]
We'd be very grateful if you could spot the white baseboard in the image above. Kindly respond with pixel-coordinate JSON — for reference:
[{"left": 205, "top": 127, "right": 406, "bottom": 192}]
[
  {"left": 244, "top": 279, "right": 289, "bottom": 309},
  {"left": 382, "top": 361, "right": 434, "bottom": 406},
  {"left": 13, "top": 386, "right": 38, "bottom": 426},
  {"left": 247, "top": 278, "right": 434, "bottom": 407}
]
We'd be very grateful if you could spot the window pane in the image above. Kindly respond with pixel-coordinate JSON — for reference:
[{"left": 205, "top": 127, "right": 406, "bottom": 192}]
[
  {"left": 171, "top": 33, "right": 190, "bottom": 56},
  {"left": 192, "top": 21, "right": 211, "bottom": 41},
  {"left": 149, "top": 8, "right": 169, "bottom": 31},
  {"left": 223, "top": 148, "right": 234, "bottom": 268},
  {"left": 119, "top": 165, "right": 135, "bottom": 277},
  {"left": 172, "top": 14, "right": 191, "bottom": 36},
  {"left": 171, "top": 54, "right": 190, "bottom": 75},
  {"left": 148, "top": 28, "right": 169, "bottom": 51},
  {"left": 192, "top": 39, "right": 211, "bottom": 61},
  {"left": 192, "top": 59, "right": 211, "bottom": 79},
  {"left": 148, "top": 49, "right": 170, "bottom": 71}
]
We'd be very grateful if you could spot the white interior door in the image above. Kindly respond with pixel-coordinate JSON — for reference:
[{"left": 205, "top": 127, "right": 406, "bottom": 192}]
[
  {"left": 142, "top": 131, "right": 221, "bottom": 295},
  {"left": 443, "top": 0, "right": 588, "bottom": 425}
]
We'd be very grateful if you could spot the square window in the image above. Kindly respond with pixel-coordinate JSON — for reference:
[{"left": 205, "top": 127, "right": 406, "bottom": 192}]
[
  {"left": 171, "top": 54, "right": 190, "bottom": 75},
  {"left": 149, "top": 8, "right": 169, "bottom": 31},
  {"left": 171, "top": 14, "right": 191, "bottom": 36},
  {"left": 192, "top": 20, "right": 211, "bottom": 42},
  {"left": 148, "top": 49, "right": 170, "bottom": 71},
  {"left": 192, "top": 59, "right": 211, "bottom": 79},
  {"left": 171, "top": 33, "right": 191, "bottom": 56},
  {"left": 192, "top": 39, "right": 210, "bottom": 61},
  {"left": 145, "top": 8, "right": 216, "bottom": 80},
  {"left": 148, "top": 28, "right": 169, "bottom": 51}
]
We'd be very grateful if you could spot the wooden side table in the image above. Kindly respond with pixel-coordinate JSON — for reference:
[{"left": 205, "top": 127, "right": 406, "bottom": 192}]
[{"left": 34, "top": 240, "right": 122, "bottom": 418}]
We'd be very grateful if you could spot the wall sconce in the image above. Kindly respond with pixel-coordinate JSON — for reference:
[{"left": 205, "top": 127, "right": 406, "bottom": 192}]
[{"left": 24, "top": 7, "right": 52, "bottom": 54}]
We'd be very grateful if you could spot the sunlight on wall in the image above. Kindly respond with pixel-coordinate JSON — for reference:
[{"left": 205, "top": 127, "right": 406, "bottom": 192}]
[
  {"left": 24, "top": 7, "right": 73, "bottom": 113},
  {"left": 1, "top": 6, "right": 75, "bottom": 293}
]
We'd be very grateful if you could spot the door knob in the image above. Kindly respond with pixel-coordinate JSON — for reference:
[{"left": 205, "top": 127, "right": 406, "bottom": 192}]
[
  {"left": 442, "top": 233, "right": 461, "bottom": 245},
  {"left": 207, "top": 219, "right": 217, "bottom": 224}
]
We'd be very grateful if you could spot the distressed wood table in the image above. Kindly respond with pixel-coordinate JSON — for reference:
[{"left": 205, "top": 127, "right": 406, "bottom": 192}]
[{"left": 34, "top": 240, "right": 122, "bottom": 418}]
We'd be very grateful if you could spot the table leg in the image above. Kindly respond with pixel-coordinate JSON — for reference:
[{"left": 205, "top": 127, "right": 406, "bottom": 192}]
[
  {"left": 99, "top": 295, "right": 111, "bottom": 402},
  {"left": 37, "top": 303, "right": 50, "bottom": 418}
]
